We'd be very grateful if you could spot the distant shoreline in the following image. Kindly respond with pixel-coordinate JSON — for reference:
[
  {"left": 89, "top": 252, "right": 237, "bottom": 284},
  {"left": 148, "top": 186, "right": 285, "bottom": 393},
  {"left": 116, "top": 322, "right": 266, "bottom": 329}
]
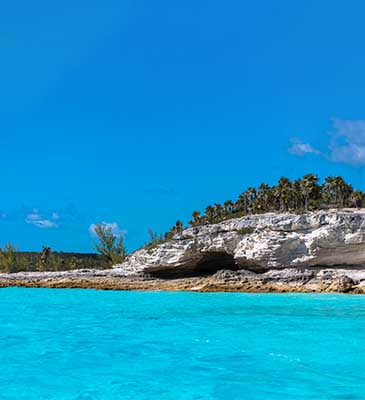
[{"left": 0, "top": 268, "right": 363, "bottom": 294}]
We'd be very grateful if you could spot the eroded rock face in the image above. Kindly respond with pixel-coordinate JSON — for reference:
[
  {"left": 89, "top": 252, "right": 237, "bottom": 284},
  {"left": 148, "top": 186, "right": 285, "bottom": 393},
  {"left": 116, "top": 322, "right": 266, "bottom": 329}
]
[
  {"left": 117, "top": 210, "right": 365, "bottom": 276},
  {"left": 0, "top": 266, "right": 363, "bottom": 293}
]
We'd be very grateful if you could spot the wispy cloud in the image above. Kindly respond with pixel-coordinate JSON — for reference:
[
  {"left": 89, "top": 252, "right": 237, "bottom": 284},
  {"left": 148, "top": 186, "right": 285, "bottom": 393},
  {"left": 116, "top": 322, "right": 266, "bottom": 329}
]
[
  {"left": 25, "top": 209, "right": 58, "bottom": 229},
  {"left": 289, "top": 119, "right": 365, "bottom": 167},
  {"left": 328, "top": 119, "right": 365, "bottom": 166},
  {"left": 89, "top": 222, "right": 127, "bottom": 238},
  {"left": 51, "top": 212, "right": 60, "bottom": 220},
  {"left": 288, "top": 140, "right": 321, "bottom": 156},
  {"left": 0, "top": 204, "right": 84, "bottom": 229}
]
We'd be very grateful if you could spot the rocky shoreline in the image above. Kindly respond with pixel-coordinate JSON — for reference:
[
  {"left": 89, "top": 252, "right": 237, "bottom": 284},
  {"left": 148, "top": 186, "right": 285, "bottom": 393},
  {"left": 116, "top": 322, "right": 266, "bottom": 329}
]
[
  {"left": 0, "top": 266, "right": 364, "bottom": 293},
  {"left": 3, "top": 210, "right": 365, "bottom": 293}
]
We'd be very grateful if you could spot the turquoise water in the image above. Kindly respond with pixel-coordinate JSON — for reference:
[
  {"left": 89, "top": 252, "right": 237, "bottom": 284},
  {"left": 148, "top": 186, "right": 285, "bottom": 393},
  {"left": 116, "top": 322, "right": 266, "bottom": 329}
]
[{"left": 0, "top": 289, "right": 365, "bottom": 399}]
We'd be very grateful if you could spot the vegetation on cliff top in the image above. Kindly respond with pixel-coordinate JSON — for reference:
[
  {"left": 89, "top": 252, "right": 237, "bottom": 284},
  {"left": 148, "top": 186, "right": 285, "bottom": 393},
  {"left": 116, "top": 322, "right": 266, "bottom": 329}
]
[
  {"left": 150, "top": 174, "right": 365, "bottom": 246},
  {"left": 187, "top": 174, "right": 362, "bottom": 227}
]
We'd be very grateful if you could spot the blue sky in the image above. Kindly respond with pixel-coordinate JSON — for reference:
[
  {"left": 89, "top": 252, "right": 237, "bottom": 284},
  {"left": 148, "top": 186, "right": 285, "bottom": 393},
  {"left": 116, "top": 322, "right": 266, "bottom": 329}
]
[{"left": 2, "top": 0, "right": 365, "bottom": 252}]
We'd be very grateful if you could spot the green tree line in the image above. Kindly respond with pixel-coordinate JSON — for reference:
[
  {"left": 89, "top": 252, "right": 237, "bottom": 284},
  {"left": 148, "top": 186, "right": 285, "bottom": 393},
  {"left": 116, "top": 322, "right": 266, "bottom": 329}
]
[
  {"left": 0, "top": 245, "right": 107, "bottom": 273},
  {"left": 0, "top": 223, "right": 127, "bottom": 273},
  {"left": 187, "top": 174, "right": 363, "bottom": 227},
  {"left": 148, "top": 174, "right": 365, "bottom": 245}
]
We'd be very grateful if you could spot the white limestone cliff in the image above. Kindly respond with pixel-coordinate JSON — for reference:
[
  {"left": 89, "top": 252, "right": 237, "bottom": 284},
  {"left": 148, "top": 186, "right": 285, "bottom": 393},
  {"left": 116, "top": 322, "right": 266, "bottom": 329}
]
[{"left": 117, "top": 210, "right": 365, "bottom": 276}]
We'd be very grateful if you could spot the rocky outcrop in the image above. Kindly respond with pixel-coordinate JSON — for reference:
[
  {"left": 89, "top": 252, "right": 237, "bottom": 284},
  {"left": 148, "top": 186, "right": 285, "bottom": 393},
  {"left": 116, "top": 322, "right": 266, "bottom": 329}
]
[
  {"left": 117, "top": 210, "right": 365, "bottom": 277},
  {"left": 0, "top": 266, "right": 364, "bottom": 293},
  {"left": 2, "top": 210, "right": 365, "bottom": 293}
]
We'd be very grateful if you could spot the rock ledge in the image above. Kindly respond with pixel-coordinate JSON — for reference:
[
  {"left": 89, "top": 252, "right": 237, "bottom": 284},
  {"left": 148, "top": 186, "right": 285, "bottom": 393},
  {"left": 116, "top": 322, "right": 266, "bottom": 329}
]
[{"left": 117, "top": 210, "right": 365, "bottom": 277}]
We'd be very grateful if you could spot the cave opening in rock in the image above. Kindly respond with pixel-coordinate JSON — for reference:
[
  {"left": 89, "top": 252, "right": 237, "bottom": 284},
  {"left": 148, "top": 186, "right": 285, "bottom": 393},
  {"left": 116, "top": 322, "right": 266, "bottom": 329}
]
[
  {"left": 148, "top": 252, "right": 239, "bottom": 279},
  {"left": 194, "top": 252, "right": 239, "bottom": 274}
]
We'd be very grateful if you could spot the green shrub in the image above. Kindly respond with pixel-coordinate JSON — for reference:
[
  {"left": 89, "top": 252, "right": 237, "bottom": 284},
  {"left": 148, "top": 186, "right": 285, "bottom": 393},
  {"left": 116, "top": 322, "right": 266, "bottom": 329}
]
[
  {"left": 0, "top": 243, "right": 19, "bottom": 273},
  {"left": 144, "top": 229, "right": 165, "bottom": 253},
  {"left": 93, "top": 224, "right": 126, "bottom": 266}
]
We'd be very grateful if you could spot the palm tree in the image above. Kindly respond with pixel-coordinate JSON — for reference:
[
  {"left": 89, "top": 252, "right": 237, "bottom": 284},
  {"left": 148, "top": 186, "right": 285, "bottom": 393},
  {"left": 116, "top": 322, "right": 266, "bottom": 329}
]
[
  {"left": 175, "top": 220, "right": 184, "bottom": 234},
  {"left": 350, "top": 190, "right": 364, "bottom": 208},
  {"left": 164, "top": 220, "right": 184, "bottom": 240},
  {"left": 159, "top": 173, "right": 365, "bottom": 243},
  {"left": 236, "top": 188, "right": 257, "bottom": 214},
  {"left": 213, "top": 203, "right": 224, "bottom": 221},
  {"left": 275, "top": 177, "right": 294, "bottom": 212},
  {"left": 224, "top": 200, "right": 234, "bottom": 214},
  {"left": 298, "top": 174, "right": 322, "bottom": 211},
  {"left": 189, "top": 210, "right": 201, "bottom": 226},
  {"left": 255, "top": 183, "right": 272, "bottom": 213},
  {"left": 205, "top": 205, "right": 216, "bottom": 223},
  {"left": 323, "top": 176, "right": 353, "bottom": 208}
]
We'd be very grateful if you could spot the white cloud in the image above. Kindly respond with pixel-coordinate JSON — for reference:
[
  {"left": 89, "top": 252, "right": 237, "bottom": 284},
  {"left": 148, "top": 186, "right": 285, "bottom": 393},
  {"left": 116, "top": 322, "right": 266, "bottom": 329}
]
[
  {"left": 0, "top": 205, "right": 84, "bottom": 226},
  {"left": 288, "top": 140, "right": 321, "bottom": 156},
  {"left": 29, "top": 219, "right": 58, "bottom": 229},
  {"left": 25, "top": 209, "right": 58, "bottom": 229},
  {"left": 51, "top": 212, "right": 60, "bottom": 220},
  {"left": 89, "top": 222, "right": 127, "bottom": 238},
  {"left": 289, "top": 119, "right": 365, "bottom": 167},
  {"left": 26, "top": 210, "right": 42, "bottom": 221},
  {"left": 328, "top": 119, "right": 365, "bottom": 166}
]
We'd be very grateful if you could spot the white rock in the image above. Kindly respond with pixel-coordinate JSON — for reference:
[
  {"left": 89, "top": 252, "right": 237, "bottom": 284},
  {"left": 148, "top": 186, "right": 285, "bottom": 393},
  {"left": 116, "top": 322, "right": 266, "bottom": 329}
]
[{"left": 116, "top": 210, "right": 365, "bottom": 275}]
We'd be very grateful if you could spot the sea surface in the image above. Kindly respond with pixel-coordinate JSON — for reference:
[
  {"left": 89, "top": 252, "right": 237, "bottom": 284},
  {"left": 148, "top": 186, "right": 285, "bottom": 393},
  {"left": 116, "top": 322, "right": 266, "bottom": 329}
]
[{"left": 0, "top": 289, "right": 364, "bottom": 400}]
